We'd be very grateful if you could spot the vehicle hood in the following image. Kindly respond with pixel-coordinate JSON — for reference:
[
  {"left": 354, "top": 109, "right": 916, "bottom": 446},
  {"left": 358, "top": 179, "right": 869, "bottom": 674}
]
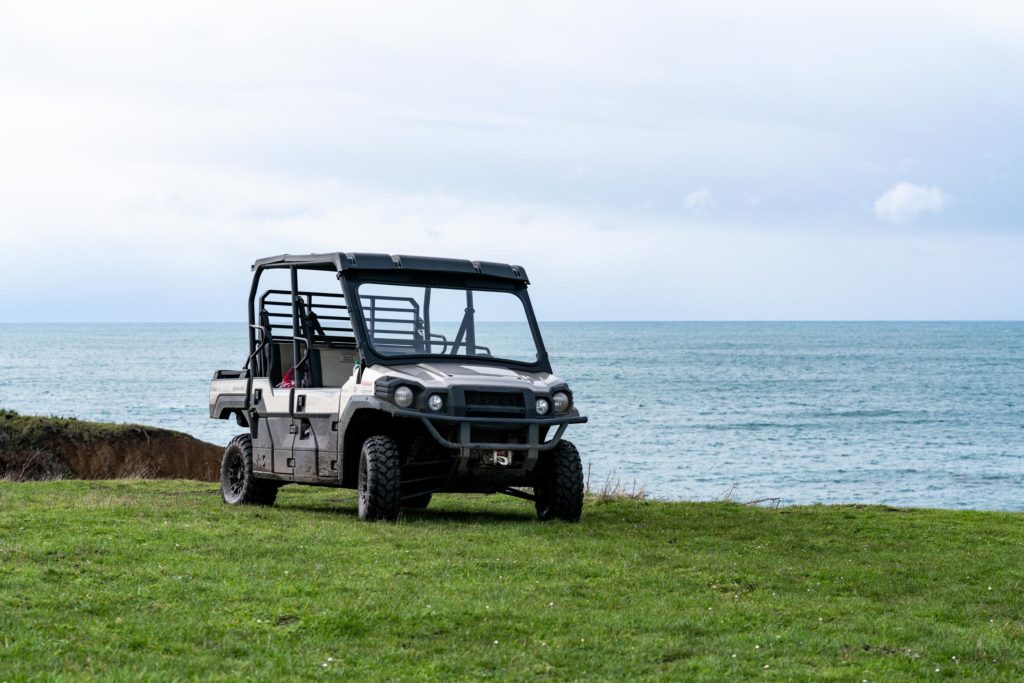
[{"left": 374, "top": 362, "right": 564, "bottom": 391}]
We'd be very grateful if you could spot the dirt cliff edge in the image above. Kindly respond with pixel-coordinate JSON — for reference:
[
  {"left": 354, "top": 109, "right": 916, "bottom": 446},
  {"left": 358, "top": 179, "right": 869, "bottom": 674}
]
[{"left": 0, "top": 410, "right": 222, "bottom": 482}]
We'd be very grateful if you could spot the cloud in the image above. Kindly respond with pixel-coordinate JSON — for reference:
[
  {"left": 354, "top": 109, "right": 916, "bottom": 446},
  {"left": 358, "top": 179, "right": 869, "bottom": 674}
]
[
  {"left": 873, "top": 182, "right": 950, "bottom": 224},
  {"left": 0, "top": 3, "right": 1021, "bottom": 320},
  {"left": 683, "top": 189, "right": 715, "bottom": 214}
]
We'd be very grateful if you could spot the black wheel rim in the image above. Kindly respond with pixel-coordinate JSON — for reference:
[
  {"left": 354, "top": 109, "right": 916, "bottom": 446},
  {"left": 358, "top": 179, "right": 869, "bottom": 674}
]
[{"left": 225, "top": 451, "right": 245, "bottom": 500}]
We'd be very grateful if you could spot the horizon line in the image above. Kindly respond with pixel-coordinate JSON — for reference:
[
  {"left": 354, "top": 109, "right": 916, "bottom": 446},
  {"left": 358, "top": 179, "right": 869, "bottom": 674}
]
[{"left": 2, "top": 319, "right": 1023, "bottom": 325}]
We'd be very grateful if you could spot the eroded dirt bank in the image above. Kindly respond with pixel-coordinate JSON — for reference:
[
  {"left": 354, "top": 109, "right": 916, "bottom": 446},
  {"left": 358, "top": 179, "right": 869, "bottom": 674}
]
[{"left": 0, "top": 410, "right": 221, "bottom": 481}]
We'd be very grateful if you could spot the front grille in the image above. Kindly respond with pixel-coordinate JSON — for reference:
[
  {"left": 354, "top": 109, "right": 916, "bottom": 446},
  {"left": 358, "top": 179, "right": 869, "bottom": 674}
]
[
  {"left": 465, "top": 391, "right": 525, "bottom": 409},
  {"left": 463, "top": 390, "right": 526, "bottom": 418}
]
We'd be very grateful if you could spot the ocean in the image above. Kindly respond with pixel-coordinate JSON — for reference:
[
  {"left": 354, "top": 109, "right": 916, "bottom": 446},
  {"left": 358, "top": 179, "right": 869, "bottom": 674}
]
[{"left": 1, "top": 322, "right": 1021, "bottom": 510}]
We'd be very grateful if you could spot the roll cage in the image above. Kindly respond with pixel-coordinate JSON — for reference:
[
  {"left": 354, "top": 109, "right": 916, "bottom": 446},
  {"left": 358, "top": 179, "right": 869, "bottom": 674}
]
[{"left": 246, "top": 253, "right": 553, "bottom": 381}]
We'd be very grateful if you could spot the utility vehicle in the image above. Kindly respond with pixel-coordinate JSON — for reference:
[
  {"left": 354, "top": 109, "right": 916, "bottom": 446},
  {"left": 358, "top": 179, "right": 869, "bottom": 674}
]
[{"left": 209, "top": 253, "right": 587, "bottom": 521}]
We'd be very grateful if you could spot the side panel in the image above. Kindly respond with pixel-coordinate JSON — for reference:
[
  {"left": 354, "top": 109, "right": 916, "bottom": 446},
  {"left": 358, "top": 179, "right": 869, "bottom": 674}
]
[
  {"left": 291, "top": 418, "right": 318, "bottom": 480},
  {"left": 249, "top": 378, "right": 274, "bottom": 473},
  {"left": 250, "top": 378, "right": 295, "bottom": 479},
  {"left": 290, "top": 388, "right": 342, "bottom": 483},
  {"left": 252, "top": 416, "right": 273, "bottom": 472},
  {"left": 312, "top": 416, "right": 340, "bottom": 478},
  {"left": 268, "top": 417, "right": 295, "bottom": 476}
]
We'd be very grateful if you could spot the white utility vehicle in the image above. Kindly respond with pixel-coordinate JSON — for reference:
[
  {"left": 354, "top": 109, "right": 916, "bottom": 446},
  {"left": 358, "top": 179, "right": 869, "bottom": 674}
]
[{"left": 209, "top": 253, "right": 587, "bottom": 521}]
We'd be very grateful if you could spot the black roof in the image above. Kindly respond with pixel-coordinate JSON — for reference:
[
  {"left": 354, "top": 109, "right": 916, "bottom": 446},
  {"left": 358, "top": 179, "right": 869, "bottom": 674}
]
[{"left": 252, "top": 252, "right": 529, "bottom": 283}]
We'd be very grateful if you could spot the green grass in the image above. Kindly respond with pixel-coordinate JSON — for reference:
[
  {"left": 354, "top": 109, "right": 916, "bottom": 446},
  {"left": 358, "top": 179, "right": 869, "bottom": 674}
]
[
  {"left": 1, "top": 481, "right": 1021, "bottom": 681},
  {"left": 0, "top": 409, "right": 155, "bottom": 444}
]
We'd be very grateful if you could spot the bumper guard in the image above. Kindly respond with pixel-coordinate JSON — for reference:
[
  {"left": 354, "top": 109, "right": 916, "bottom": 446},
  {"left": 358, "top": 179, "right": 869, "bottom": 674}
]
[{"left": 390, "top": 408, "right": 588, "bottom": 473}]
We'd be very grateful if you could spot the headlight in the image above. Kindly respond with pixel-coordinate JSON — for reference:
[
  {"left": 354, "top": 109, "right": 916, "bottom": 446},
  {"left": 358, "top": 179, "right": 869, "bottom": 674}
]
[
  {"left": 428, "top": 394, "right": 444, "bottom": 412},
  {"left": 394, "top": 385, "right": 414, "bottom": 408},
  {"left": 535, "top": 398, "right": 550, "bottom": 415},
  {"left": 552, "top": 391, "right": 570, "bottom": 413}
]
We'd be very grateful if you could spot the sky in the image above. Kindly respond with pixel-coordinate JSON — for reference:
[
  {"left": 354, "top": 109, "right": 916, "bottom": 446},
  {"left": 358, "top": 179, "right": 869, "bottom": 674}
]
[{"left": 1, "top": 1, "right": 1022, "bottom": 321}]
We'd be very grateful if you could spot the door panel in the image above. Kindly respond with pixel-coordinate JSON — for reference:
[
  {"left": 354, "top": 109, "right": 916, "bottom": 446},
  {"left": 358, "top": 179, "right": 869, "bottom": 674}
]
[
  {"left": 250, "top": 379, "right": 295, "bottom": 478},
  {"left": 252, "top": 417, "right": 273, "bottom": 473},
  {"left": 311, "top": 416, "right": 340, "bottom": 478},
  {"left": 291, "top": 388, "right": 341, "bottom": 483},
  {"left": 249, "top": 379, "right": 275, "bottom": 475},
  {"left": 266, "top": 415, "right": 295, "bottom": 476},
  {"left": 292, "top": 418, "right": 317, "bottom": 480}
]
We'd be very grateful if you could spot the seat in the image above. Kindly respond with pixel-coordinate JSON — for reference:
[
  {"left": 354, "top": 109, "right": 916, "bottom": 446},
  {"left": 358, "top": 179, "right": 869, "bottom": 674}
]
[
  {"left": 296, "top": 296, "right": 324, "bottom": 388},
  {"left": 259, "top": 308, "right": 284, "bottom": 385}
]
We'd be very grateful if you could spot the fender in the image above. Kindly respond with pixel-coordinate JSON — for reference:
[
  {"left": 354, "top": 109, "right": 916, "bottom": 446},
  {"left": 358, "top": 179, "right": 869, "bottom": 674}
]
[
  {"left": 211, "top": 394, "right": 248, "bottom": 424},
  {"left": 336, "top": 395, "right": 398, "bottom": 486}
]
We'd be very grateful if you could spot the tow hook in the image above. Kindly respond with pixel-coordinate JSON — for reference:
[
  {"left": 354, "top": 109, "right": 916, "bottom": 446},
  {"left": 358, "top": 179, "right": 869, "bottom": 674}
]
[{"left": 482, "top": 450, "right": 513, "bottom": 467}]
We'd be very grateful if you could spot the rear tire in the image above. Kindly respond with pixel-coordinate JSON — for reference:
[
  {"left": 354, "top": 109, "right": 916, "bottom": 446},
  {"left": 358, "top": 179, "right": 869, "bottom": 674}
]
[
  {"left": 357, "top": 435, "right": 402, "bottom": 521},
  {"left": 220, "top": 434, "right": 278, "bottom": 506},
  {"left": 534, "top": 440, "right": 584, "bottom": 522}
]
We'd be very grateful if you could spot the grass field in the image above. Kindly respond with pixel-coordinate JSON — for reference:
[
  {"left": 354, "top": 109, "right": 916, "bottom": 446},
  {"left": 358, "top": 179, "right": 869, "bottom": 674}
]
[{"left": 1, "top": 480, "right": 1022, "bottom": 681}]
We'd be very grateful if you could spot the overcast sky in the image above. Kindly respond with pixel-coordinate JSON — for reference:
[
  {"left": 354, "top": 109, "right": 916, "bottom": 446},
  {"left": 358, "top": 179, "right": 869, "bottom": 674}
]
[{"left": 1, "top": 1, "right": 1022, "bottom": 321}]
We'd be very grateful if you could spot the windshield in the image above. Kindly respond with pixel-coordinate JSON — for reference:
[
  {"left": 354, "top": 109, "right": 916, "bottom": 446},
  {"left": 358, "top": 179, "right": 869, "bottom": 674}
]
[{"left": 356, "top": 283, "right": 539, "bottom": 363}]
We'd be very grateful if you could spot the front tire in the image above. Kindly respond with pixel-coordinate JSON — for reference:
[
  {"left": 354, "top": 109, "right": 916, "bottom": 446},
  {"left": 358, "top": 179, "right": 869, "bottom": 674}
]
[
  {"left": 220, "top": 434, "right": 278, "bottom": 506},
  {"left": 357, "top": 435, "right": 402, "bottom": 521},
  {"left": 534, "top": 440, "right": 584, "bottom": 522}
]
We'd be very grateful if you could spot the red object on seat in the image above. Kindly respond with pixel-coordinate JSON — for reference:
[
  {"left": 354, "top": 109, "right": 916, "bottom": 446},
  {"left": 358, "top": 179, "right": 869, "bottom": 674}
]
[{"left": 277, "top": 367, "right": 295, "bottom": 388}]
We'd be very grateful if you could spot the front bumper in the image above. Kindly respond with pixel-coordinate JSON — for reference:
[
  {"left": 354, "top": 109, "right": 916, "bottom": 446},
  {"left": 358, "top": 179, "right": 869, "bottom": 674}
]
[
  {"left": 391, "top": 408, "right": 588, "bottom": 452},
  {"left": 392, "top": 408, "right": 587, "bottom": 484}
]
